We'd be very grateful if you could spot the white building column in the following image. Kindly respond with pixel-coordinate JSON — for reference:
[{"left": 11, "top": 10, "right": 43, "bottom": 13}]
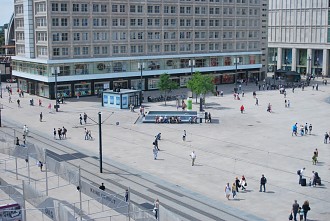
[
  {"left": 292, "top": 48, "right": 297, "bottom": 71},
  {"left": 307, "top": 48, "right": 313, "bottom": 75},
  {"left": 322, "top": 49, "right": 328, "bottom": 77},
  {"left": 277, "top": 48, "right": 282, "bottom": 70}
]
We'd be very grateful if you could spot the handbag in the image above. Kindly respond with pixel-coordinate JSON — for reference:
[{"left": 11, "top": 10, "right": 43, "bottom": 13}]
[{"left": 289, "top": 213, "right": 293, "bottom": 220}]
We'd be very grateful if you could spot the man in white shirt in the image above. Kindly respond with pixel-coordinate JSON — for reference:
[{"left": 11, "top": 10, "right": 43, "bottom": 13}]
[
  {"left": 298, "top": 167, "right": 305, "bottom": 184},
  {"left": 190, "top": 151, "right": 196, "bottom": 166}
]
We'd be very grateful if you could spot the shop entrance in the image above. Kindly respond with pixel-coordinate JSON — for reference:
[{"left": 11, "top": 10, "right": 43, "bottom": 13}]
[
  {"left": 113, "top": 80, "right": 128, "bottom": 89},
  {"left": 129, "top": 95, "right": 139, "bottom": 107},
  {"left": 28, "top": 82, "right": 36, "bottom": 95}
]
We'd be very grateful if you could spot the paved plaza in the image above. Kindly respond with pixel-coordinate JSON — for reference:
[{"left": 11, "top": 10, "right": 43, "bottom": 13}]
[{"left": 0, "top": 77, "right": 330, "bottom": 221}]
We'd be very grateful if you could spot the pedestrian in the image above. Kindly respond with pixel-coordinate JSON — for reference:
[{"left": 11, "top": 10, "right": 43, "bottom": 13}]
[
  {"left": 298, "top": 207, "right": 304, "bottom": 221},
  {"left": 190, "top": 151, "right": 196, "bottom": 166},
  {"left": 297, "top": 168, "right": 305, "bottom": 185},
  {"left": 182, "top": 130, "right": 186, "bottom": 141},
  {"left": 208, "top": 112, "right": 212, "bottom": 123},
  {"left": 231, "top": 182, "right": 237, "bottom": 199},
  {"left": 62, "top": 127, "right": 67, "bottom": 138},
  {"left": 225, "top": 183, "right": 231, "bottom": 200},
  {"left": 292, "top": 200, "right": 300, "bottom": 221},
  {"left": 17, "top": 99, "right": 20, "bottom": 107},
  {"left": 48, "top": 103, "right": 52, "bottom": 113},
  {"left": 240, "top": 175, "right": 247, "bottom": 190},
  {"left": 288, "top": 100, "right": 290, "bottom": 108},
  {"left": 124, "top": 189, "right": 129, "bottom": 202},
  {"left": 255, "top": 97, "right": 258, "bottom": 105},
  {"left": 324, "top": 132, "right": 329, "bottom": 144},
  {"left": 40, "top": 112, "right": 43, "bottom": 122},
  {"left": 240, "top": 105, "right": 244, "bottom": 113},
  {"left": 259, "top": 174, "right": 267, "bottom": 192},
  {"left": 316, "top": 84, "right": 318, "bottom": 90},
  {"left": 304, "top": 123, "right": 308, "bottom": 135},
  {"left": 267, "top": 103, "right": 272, "bottom": 113},
  {"left": 292, "top": 123, "right": 298, "bottom": 136},
  {"left": 99, "top": 183, "right": 105, "bottom": 191},
  {"left": 153, "top": 146, "right": 158, "bottom": 160},
  {"left": 88, "top": 130, "right": 92, "bottom": 140},
  {"left": 204, "top": 112, "right": 208, "bottom": 123},
  {"left": 308, "top": 124, "right": 312, "bottom": 135},
  {"left": 235, "top": 177, "right": 241, "bottom": 192},
  {"left": 9, "top": 95, "right": 12, "bottom": 103},
  {"left": 285, "top": 99, "right": 287, "bottom": 107},
  {"left": 38, "top": 161, "right": 43, "bottom": 171},
  {"left": 312, "top": 152, "right": 317, "bottom": 165},
  {"left": 154, "top": 199, "right": 160, "bottom": 220},
  {"left": 84, "top": 128, "right": 89, "bottom": 140},
  {"left": 220, "top": 90, "right": 224, "bottom": 97},
  {"left": 58, "top": 128, "right": 62, "bottom": 139},
  {"left": 79, "top": 114, "right": 83, "bottom": 125},
  {"left": 302, "top": 200, "right": 310, "bottom": 221},
  {"left": 83, "top": 112, "right": 87, "bottom": 124},
  {"left": 284, "top": 91, "right": 287, "bottom": 98},
  {"left": 154, "top": 138, "right": 160, "bottom": 150},
  {"left": 300, "top": 125, "right": 304, "bottom": 136},
  {"left": 22, "top": 134, "right": 26, "bottom": 146},
  {"left": 53, "top": 128, "right": 56, "bottom": 139},
  {"left": 39, "top": 99, "right": 42, "bottom": 106},
  {"left": 314, "top": 148, "right": 318, "bottom": 162},
  {"left": 15, "top": 137, "right": 20, "bottom": 146}
]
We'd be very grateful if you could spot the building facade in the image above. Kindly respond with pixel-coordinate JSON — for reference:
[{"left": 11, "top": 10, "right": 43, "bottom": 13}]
[
  {"left": 12, "top": 0, "right": 268, "bottom": 101},
  {"left": 268, "top": 0, "right": 330, "bottom": 77}
]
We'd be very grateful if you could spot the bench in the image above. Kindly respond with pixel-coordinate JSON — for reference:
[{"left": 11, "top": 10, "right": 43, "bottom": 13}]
[{"left": 143, "top": 111, "right": 199, "bottom": 124}]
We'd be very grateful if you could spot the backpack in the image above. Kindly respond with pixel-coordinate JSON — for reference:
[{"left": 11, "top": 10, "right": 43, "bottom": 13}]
[{"left": 297, "top": 170, "right": 301, "bottom": 175}]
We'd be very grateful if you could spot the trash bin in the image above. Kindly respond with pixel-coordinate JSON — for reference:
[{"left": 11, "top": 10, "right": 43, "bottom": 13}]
[{"left": 187, "top": 97, "right": 192, "bottom": 111}]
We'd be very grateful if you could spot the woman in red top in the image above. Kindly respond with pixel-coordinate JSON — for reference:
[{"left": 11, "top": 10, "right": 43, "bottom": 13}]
[{"left": 240, "top": 105, "right": 244, "bottom": 113}]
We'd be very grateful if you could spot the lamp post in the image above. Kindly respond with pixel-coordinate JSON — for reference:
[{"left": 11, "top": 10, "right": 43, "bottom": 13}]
[
  {"left": 0, "top": 70, "right": 2, "bottom": 98},
  {"left": 0, "top": 103, "right": 3, "bottom": 127},
  {"left": 189, "top": 59, "right": 196, "bottom": 102},
  {"left": 137, "top": 62, "right": 145, "bottom": 105},
  {"left": 98, "top": 112, "right": 103, "bottom": 173},
  {"left": 51, "top": 67, "right": 60, "bottom": 112},
  {"left": 316, "top": 57, "right": 319, "bottom": 78},
  {"left": 234, "top": 57, "right": 239, "bottom": 85},
  {"left": 272, "top": 56, "right": 277, "bottom": 85}
]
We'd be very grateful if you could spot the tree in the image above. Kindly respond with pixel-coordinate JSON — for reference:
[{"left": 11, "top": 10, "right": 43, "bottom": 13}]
[
  {"left": 187, "top": 71, "right": 214, "bottom": 104},
  {"left": 158, "top": 73, "right": 179, "bottom": 106}
]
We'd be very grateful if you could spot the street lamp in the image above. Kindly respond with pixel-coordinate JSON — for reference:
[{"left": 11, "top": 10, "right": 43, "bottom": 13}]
[
  {"left": 234, "top": 57, "right": 239, "bottom": 84},
  {"left": 272, "top": 56, "right": 277, "bottom": 85},
  {"left": 0, "top": 70, "right": 2, "bottom": 98},
  {"left": 0, "top": 103, "right": 3, "bottom": 127},
  {"left": 137, "top": 62, "right": 145, "bottom": 105},
  {"left": 51, "top": 67, "right": 60, "bottom": 112},
  {"left": 189, "top": 59, "right": 196, "bottom": 102},
  {"left": 316, "top": 57, "right": 319, "bottom": 78}
]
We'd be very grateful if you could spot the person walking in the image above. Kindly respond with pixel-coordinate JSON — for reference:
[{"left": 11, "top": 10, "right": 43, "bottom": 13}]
[
  {"left": 302, "top": 201, "right": 310, "bottom": 221},
  {"left": 298, "top": 168, "right": 305, "bottom": 184},
  {"left": 308, "top": 124, "right": 312, "bottom": 135},
  {"left": 153, "top": 138, "right": 160, "bottom": 151},
  {"left": 154, "top": 199, "right": 160, "bottom": 220},
  {"left": 79, "top": 114, "right": 83, "bottom": 125},
  {"left": 240, "top": 175, "right": 247, "bottom": 190},
  {"left": 17, "top": 99, "right": 21, "bottom": 107},
  {"left": 38, "top": 161, "right": 43, "bottom": 171},
  {"left": 235, "top": 177, "right": 241, "bottom": 192},
  {"left": 84, "top": 128, "right": 89, "bottom": 140},
  {"left": 240, "top": 105, "right": 245, "bottom": 113},
  {"left": 83, "top": 112, "right": 88, "bottom": 124},
  {"left": 255, "top": 97, "right": 259, "bottom": 106},
  {"left": 153, "top": 145, "right": 158, "bottom": 160},
  {"left": 292, "top": 123, "right": 298, "bottom": 136},
  {"left": 292, "top": 200, "right": 300, "bottom": 221},
  {"left": 312, "top": 151, "right": 317, "bottom": 165},
  {"left": 259, "top": 174, "right": 267, "bottom": 192},
  {"left": 182, "top": 130, "right": 186, "bottom": 141},
  {"left": 40, "top": 112, "right": 43, "bottom": 122},
  {"left": 9, "top": 95, "right": 12, "bottom": 103},
  {"left": 314, "top": 148, "right": 318, "bottom": 163},
  {"left": 225, "top": 183, "right": 231, "bottom": 200},
  {"left": 324, "top": 132, "right": 329, "bottom": 144},
  {"left": 53, "top": 128, "right": 56, "bottom": 139},
  {"left": 287, "top": 100, "right": 290, "bottom": 108},
  {"left": 231, "top": 182, "right": 237, "bottom": 199},
  {"left": 304, "top": 123, "right": 308, "bottom": 135},
  {"left": 190, "top": 151, "right": 196, "bottom": 166}
]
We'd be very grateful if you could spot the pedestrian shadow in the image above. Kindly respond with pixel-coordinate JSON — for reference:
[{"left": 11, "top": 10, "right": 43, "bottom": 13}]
[
  {"left": 155, "top": 159, "right": 165, "bottom": 161},
  {"left": 315, "top": 162, "right": 325, "bottom": 166},
  {"left": 265, "top": 191, "right": 275, "bottom": 193},
  {"left": 240, "top": 189, "right": 253, "bottom": 193},
  {"left": 192, "top": 164, "right": 202, "bottom": 166},
  {"left": 232, "top": 198, "right": 245, "bottom": 201}
]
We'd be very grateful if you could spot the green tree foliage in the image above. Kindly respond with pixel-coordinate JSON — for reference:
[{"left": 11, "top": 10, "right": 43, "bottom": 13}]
[
  {"left": 187, "top": 71, "right": 214, "bottom": 103},
  {"left": 158, "top": 73, "right": 179, "bottom": 106}
]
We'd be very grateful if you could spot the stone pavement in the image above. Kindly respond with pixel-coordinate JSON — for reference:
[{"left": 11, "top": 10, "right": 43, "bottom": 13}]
[{"left": 0, "top": 77, "right": 329, "bottom": 221}]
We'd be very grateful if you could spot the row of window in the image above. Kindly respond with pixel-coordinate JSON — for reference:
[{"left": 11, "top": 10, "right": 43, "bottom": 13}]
[
  {"left": 48, "top": 3, "right": 259, "bottom": 15},
  {"left": 35, "top": 42, "right": 259, "bottom": 57},
  {"left": 42, "top": 17, "right": 259, "bottom": 28},
  {"left": 39, "top": 30, "right": 259, "bottom": 42}
]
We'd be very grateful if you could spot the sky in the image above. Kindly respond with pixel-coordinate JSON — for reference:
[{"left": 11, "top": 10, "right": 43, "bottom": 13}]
[{"left": 0, "top": 0, "right": 14, "bottom": 25}]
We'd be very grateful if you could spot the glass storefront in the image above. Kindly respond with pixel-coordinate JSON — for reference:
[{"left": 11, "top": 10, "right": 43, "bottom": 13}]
[
  {"left": 94, "top": 82, "right": 110, "bottom": 95},
  {"left": 57, "top": 85, "right": 72, "bottom": 97},
  {"left": 131, "top": 79, "right": 145, "bottom": 90},
  {"left": 74, "top": 83, "right": 91, "bottom": 96}
]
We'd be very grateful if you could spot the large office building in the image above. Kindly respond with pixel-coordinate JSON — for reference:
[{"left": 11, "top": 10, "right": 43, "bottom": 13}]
[
  {"left": 12, "top": 0, "right": 268, "bottom": 102},
  {"left": 268, "top": 0, "right": 330, "bottom": 77}
]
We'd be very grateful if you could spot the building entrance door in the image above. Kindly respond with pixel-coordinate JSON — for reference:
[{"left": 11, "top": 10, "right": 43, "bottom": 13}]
[{"left": 129, "top": 95, "right": 139, "bottom": 107}]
